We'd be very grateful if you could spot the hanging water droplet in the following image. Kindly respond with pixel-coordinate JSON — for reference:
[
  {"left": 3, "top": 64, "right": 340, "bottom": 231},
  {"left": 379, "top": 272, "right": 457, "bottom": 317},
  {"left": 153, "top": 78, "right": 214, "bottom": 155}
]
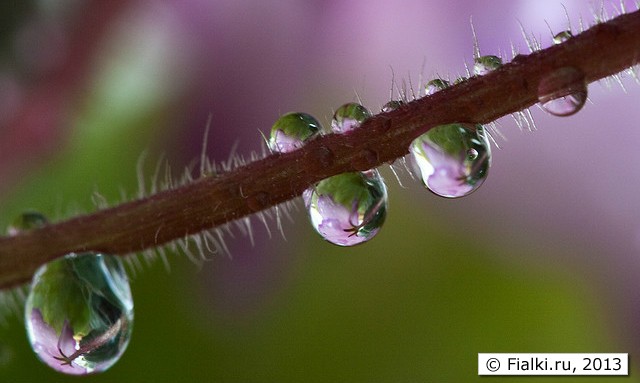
[
  {"left": 306, "top": 170, "right": 387, "bottom": 246},
  {"left": 425, "top": 79, "right": 450, "bottom": 95},
  {"left": 474, "top": 55, "right": 502, "bottom": 76},
  {"left": 537, "top": 66, "right": 587, "bottom": 117},
  {"left": 25, "top": 252, "right": 133, "bottom": 375},
  {"left": 331, "top": 102, "right": 372, "bottom": 133},
  {"left": 552, "top": 30, "right": 573, "bottom": 44},
  {"left": 269, "top": 112, "right": 321, "bottom": 153},
  {"left": 409, "top": 123, "right": 491, "bottom": 198},
  {"left": 7, "top": 211, "right": 48, "bottom": 236},
  {"left": 381, "top": 100, "right": 403, "bottom": 113}
]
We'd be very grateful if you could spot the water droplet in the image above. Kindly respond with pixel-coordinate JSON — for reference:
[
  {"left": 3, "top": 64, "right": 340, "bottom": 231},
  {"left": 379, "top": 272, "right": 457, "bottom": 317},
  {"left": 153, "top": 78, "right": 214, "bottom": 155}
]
[
  {"left": 381, "top": 100, "right": 403, "bottom": 112},
  {"left": 474, "top": 55, "right": 502, "bottom": 76},
  {"left": 409, "top": 123, "right": 491, "bottom": 198},
  {"left": 331, "top": 102, "right": 372, "bottom": 133},
  {"left": 552, "top": 30, "right": 573, "bottom": 44},
  {"left": 7, "top": 211, "right": 48, "bottom": 236},
  {"left": 269, "top": 112, "right": 321, "bottom": 153},
  {"left": 25, "top": 252, "right": 133, "bottom": 375},
  {"left": 537, "top": 67, "right": 587, "bottom": 117},
  {"left": 425, "top": 79, "right": 450, "bottom": 95},
  {"left": 307, "top": 171, "right": 387, "bottom": 246}
]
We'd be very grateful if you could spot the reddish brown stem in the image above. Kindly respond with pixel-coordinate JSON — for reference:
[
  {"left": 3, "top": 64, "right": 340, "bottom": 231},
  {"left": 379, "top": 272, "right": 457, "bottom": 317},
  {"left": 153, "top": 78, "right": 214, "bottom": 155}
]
[{"left": 1, "top": 10, "right": 640, "bottom": 289}]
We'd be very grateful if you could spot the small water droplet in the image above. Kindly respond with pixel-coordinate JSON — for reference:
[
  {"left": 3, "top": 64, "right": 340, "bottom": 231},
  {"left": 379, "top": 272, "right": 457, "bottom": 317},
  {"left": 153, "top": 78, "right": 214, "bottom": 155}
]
[
  {"left": 537, "top": 66, "right": 587, "bottom": 117},
  {"left": 552, "top": 30, "right": 573, "bottom": 44},
  {"left": 381, "top": 100, "right": 403, "bottom": 113},
  {"left": 25, "top": 252, "right": 133, "bottom": 375},
  {"left": 474, "top": 55, "right": 502, "bottom": 76},
  {"left": 307, "top": 171, "right": 387, "bottom": 246},
  {"left": 269, "top": 112, "right": 321, "bottom": 153},
  {"left": 331, "top": 102, "right": 371, "bottom": 133},
  {"left": 7, "top": 211, "right": 48, "bottom": 236},
  {"left": 425, "top": 79, "right": 450, "bottom": 95},
  {"left": 409, "top": 123, "right": 491, "bottom": 198}
]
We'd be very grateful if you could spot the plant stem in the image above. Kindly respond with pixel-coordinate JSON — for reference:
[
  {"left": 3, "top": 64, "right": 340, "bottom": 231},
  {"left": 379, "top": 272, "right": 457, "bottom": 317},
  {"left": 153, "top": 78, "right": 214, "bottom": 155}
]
[{"left": 1, "top": 10, "right": 640, "bottom": 289}]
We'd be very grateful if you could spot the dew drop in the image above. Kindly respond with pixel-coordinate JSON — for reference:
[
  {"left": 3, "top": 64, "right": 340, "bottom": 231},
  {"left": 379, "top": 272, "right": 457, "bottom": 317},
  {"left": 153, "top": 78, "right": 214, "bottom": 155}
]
[
  {"left": 381, "top": 100, "right": 403, "bottom": 113},
  {"left": 537, "top": 66, "right": 587, "bottom": 117},
  {"left": 25, "top": 252, "right": 133, "bottom": 375},
  {"left": 306, "top": 170, "right": 387, "bottom": 246},
  {"left": 409, "top": 123, "right": 491, "bottom": 198},
  {"left": 7, "top": 211, "right": 48, "bottom": 236},
  {"left": 552, "top": 30, "right": 573, "bottom": 44},
  {"left": 269, "top": 112, "right": 321, "bottom": 153},
  {"left": 474, "top": 55, "right": 502, "bottom": 76},
  {"left": 331, "top": 102, "right": 372, "bottom": 133},
  {"left": 425, "top": 79, "right": 450, "bottom": 95}
]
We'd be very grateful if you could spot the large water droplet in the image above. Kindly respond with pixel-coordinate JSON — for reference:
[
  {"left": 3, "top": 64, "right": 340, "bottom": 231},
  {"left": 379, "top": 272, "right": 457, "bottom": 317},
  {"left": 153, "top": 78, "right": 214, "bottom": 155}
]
[
  {"left": 474, "top": 55, "right": 502, "bottom": 76},
  {"left": 7, "top": 211, "right": 48, "bottom": 236},
  {"left": 25, "top": 252, "right": 133, "bottom": 375},
  {"left": 269, "top": 112, "right": 321, "bottom": 153},
  {"left": 425, "top": 79, "right": 450, "bottom": 95},
  {"left": 409, "top": 123, "right": 491, "bottom": 198},
  {"left": 552, "top": 30, "right": 573, "bottom": 44},
  {"left": 331, "top": 102, "right": 372, "bottom": 133},
  {"left": 538, "top": 66, "right": 587, "bottom": 117},
  {"left": 306, "top": 171, "right": 387, "bottom": 246}
]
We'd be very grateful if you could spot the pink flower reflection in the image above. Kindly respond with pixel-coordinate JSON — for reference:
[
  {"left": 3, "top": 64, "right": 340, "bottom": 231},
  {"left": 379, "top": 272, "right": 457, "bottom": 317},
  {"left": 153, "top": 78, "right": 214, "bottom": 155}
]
[
  {"left": 412, "top": 140, "right": 474, "bottom": 198},
  {"left": 312, "top": 195, "right": 376, "bottom": 246},
  {"left": 28, "top": 309, "right": 88, "bottom": 375}
]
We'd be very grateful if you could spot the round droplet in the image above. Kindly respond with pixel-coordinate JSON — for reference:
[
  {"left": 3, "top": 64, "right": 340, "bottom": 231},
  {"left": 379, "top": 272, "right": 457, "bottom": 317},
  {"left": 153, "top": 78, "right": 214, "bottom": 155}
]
[
  {"left": 381, "top": 100, "right": 403, "bottom": 113},
  {"left": 7, "top": 211, "right": 48, "bottom": 236},
  {"left": 25, "top": 252, "right": 133, "bottom": 375},
  {"left": 474, "top": 55, "right": 502, "bottom": 76},
  {"left": 537, "top": 66, "right": 587, "bottom": 117},
  {"left": 553, "top": 30, "right": 573, "bottom": 44},
  {"left": 269, "top": 112, "right": 321, "bottom": 153},
  {"left": 425, "top": 79, "right": 450, "bottom": 95},
  {"left": 331, "top": 102, "right": 372, "bottom": 133},
  {"left": 409, "top": 123, "right": 491, "bottom": 198},
  {"left": 307, "top": 171, "right": 387, "bottom": 246}
]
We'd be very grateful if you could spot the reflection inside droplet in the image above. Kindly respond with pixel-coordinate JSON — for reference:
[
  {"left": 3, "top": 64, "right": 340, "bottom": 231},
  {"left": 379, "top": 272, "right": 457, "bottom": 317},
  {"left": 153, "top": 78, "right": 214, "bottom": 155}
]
[
  {"left": 538, "top": 67, "right": 587, "bottom": 117},
  {"left": 25, "top": 252, "right": 134, "bottom": 375}
]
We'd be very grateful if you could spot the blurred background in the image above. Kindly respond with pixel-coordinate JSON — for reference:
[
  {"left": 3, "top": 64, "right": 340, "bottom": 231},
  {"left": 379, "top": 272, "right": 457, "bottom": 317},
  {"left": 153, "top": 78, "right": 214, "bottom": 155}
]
[{"left": 0, "top": 0, "right": 639, "bottom": 382}]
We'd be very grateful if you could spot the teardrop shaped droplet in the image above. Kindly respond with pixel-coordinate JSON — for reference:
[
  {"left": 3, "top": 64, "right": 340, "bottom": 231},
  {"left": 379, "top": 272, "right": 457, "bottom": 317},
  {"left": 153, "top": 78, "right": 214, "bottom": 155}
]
[
  {"left": 409, "top": 123, "right": 491, "bottom": 198},
  {"left": 425, "top": 79, "right": 450, "bottom": 95},
  {"left": 7, "top": 211, "right": 48, "bottom": 236},
  {"left": 552, "top": 30, "right": 573, "bottom": 44},
  {"left": 307, "top": 170, "right": 387, "bottom": 246},
  {"left": 381, "top": 100, "right": 403, "bottom": 113},
  {"left": 331, "top": 102, "right": 372, "bottom": 133},
  {"left": 269, "top": 112, "right": 321, "bottom": 153},
  {"left": 537, "top": 66, "right": 587, "bottom": 117},
  {"left": 25, "top": 252, "right": 134, "bottom": 375},
  {"left": 474, "top": 55, "right": 502, "bottom": 76}
]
